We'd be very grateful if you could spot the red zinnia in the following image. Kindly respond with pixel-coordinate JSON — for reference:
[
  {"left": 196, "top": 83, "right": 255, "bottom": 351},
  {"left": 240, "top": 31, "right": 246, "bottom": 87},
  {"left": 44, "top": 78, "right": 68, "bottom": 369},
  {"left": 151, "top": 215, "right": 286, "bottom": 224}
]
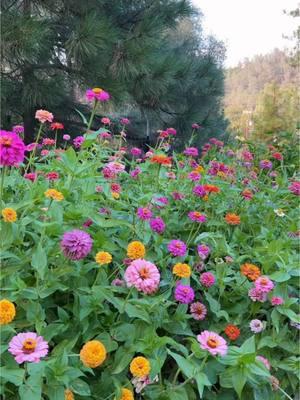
[
  {"left": 224, "top": 324, "right": 240, "bottom": 340},
  {"left": 50, "top": 122, "right": 64, "bottom": 130},
  {"left": 203, "top": 184, "right": 220, "bottom": 193},
  {"left": 150, "top": 155, "right": 172, "bottom": 166},
  {"left": 272, "top": 152, "right": 283, "bottom": 161}
]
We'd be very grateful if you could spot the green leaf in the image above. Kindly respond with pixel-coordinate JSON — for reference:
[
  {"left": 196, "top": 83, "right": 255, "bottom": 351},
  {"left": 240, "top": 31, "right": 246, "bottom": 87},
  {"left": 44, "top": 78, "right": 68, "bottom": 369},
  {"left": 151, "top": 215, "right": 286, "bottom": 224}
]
[
  {"left": 167, "top": 350, "right": 195, "bottom": 379},
  {"left": 124, "top": 303, "right": 151, "bottom": 323},
  {"left": 195, "top": 372, "right": 211, "bottom": 398},
  {"left": 31, "top": 243, "right": 47, "bottom": 279},
  {"left": 70, "top": 379, "right": 91, "bottom": 396},
  {"left": 75, "top": 108, "right": 88, "bottom": 125},
  {"left": 240, "top": 336, "right": 255, "bottom": 354},
  {"left": 232, "top": 367, "right": 247, "bottom": 399},
  {"left": 19, "top": 375, "right": 42, "bottom": 400},
  {"left": 269, "top": 270, "right": 290, "bottom": 282},
  {"left": 0, "top": 367, "right": 25, "bottom": 386}
]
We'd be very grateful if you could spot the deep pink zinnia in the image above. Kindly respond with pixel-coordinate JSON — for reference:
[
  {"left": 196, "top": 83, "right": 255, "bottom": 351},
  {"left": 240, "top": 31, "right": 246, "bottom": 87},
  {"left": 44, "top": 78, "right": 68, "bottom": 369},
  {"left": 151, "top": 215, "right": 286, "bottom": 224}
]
[
  {"left": 149, "top": 217, "right": 165, "bottom": 234},
  {"left": 184, "top": 147, "right": 199, "bottom": 157},
  {"left": 288, "top": 181, "right": 300, "bottom": 196},
  {"left": 254, "top": 276, "right": 274, "bottom": 293},
  {"left": 86, "top": 88, "right": 110, "bottom": 102},
  {"left": 124, "top": 259, "right": 160, "bottom": 294},
  {"left": 168, "top": 240, "right": 187, "bottom": 257},
  {"left": 0, "top": 131, "right": 25, "bottom": 166},
  {"left": 193, "top": 185, "right": 207, "bottom": 198},
  {"left": 73, "top": 136, "right": 85, "bottom": 149},
  {"left": 174, "top": 284, "right": 195, "bottom": 304},
  {"left": 61, "top": 229, "right": 93, "bottom": 260},
  {"left": 137, "top": 207, "right": 152, "bottom": 221},
  {"left": 45, "top": 171, "right": 59, "bottom": 181},
  {"left": 200, "top": 272, "right": 216, "bottom": 287},
  {"left": 188, "top": 211, "right": 206, "bottom": 223},
  {"left": 8, "top": 332, "right": 48, "bottom": 364},
  {"left": 197, "top": 244, "right": 210, "bottom": 260},
  {"left": 24, "top": 172, "right": 38, "bottom": 182},
  {"left": 188, "top": 171, "right": 201, "bottom": 181},
  {"left": 271, "top": 296, "right": 284, "bottom": 306},
  {"left": 131, "top": 147, "right": 142, "bottom": 157}
]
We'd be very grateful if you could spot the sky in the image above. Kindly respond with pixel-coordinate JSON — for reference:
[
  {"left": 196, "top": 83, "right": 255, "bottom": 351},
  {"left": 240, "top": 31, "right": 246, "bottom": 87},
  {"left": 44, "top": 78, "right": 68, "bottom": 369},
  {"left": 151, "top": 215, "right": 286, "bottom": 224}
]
[{"left": 192, "top": 0, "right": 299, "bottom": 67}]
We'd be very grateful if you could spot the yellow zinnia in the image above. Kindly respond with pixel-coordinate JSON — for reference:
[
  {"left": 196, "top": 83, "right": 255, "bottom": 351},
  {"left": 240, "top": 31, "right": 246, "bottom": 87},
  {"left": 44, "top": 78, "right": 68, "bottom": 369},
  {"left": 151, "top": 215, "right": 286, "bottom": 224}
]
[
  {"left": 1, "top": 208, "right": 17, "bottom": 222},
  {"left": 80, "top": 340, "right": 106, "bottom": 368},
  {"left": 65, "top": 389, "right": 74, "bottom": 400},
  {"left": 95, "top": 251, "right": 112, "bottom": 265},
  {"left": 127, "top": 241, "right": 145, "bottom": 260},
  {"left": 172, "top": 263, "right": 191, "bottom": 278},
  {"left": 44, "top": 189, "right": 64, "bottom": 201},
  {"left": 129, "top": 356, "right": 150, "bottom": 377},
  {"left": 118, "top": 388, "right": 134, "bottom": 400},
  {"left": 0, "top": 299, "right": 16, "bottom": 325}
]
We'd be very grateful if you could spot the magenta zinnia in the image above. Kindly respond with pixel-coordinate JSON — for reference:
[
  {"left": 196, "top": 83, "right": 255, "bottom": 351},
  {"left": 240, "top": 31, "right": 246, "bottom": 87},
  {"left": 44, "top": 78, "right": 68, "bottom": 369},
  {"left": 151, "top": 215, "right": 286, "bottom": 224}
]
[
  {"left": 8, "top": 332, "right": 48, "bottom": 364},
  {"left": 167, "top": 239, "right": 187, "bottom": 257},
  {"left": 61, "top": 229, "right": 93, "bottom": 260},
  {"left": 0, "top": 131, "right": 25, "bottom": 166},
  {"left": 124, "top": 259, "right": 160, "bottom": 294},
  {"left": 174, "top": 284, "right": 195, "bottom": 304}
]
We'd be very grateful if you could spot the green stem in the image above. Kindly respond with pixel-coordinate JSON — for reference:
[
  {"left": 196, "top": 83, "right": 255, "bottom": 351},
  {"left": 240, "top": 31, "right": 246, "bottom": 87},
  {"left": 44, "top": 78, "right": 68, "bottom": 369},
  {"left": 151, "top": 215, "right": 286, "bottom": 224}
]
[
  {"left": 25, "top": 123, "right": 43, "bottom": 173},
  {"left": 86, "top": 100, "right": 98, "bottom": 132},
  {"left": 277, "top": 386, "right": 293, "bottom": 400},
  {"left": 0, "top": 167, "right": 6, "bottom": 202},
  {"left": 54, "top": 129, "right": 58, "bottom": 149}
]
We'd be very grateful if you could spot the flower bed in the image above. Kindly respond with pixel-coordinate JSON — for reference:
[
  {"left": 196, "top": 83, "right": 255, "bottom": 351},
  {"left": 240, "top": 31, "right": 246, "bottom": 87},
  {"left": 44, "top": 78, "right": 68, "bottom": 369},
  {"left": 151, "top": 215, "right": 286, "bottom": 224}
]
[{"left": 0, "top": 92, "right": 299, "bottom": 400}]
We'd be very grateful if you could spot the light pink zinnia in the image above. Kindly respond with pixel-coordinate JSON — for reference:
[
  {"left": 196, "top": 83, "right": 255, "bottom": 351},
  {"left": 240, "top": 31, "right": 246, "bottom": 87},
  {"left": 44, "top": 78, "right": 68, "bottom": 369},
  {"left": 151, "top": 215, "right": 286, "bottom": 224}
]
[
  {"left": 8, "top": 332, "right": 48, "bottom": 364},
  {"left": 35, "top": 109, "right": 54, "bottom": 123},
  {"left": 248, "top": 287, "right": 267, "bottom": 303},
  {"left": 124, "top": 259, "right": 160, "bottom": 294},
  {"left": 200, "top": 272, "right": 216, "bottom": 288},
  {"left": 254, "top": 276, "right": 274, "bottom": 293},
  {"left": 190, "top": 302, "right": 207, "bottom": 320},
  {"left": 197, "top": 330, "right": 228, "bottom": 356},
  {"left": 101, "top": 117, "right": 111, "bottom": 125},
  {"left": 249, "top": 319, "right": 264, "bottom": 333}
]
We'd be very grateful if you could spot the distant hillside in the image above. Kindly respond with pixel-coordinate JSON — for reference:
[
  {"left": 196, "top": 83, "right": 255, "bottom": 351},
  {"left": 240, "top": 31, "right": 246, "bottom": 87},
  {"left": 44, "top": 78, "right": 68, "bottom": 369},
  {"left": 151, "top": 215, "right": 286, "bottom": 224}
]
[{"left": 224, "top": 49, "right": 299, "bottom": 137}]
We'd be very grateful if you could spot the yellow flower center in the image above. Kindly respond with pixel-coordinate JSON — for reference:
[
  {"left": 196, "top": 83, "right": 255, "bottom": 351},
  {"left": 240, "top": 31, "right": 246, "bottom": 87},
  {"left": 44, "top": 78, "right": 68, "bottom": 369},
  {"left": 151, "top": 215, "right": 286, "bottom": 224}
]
[
  {"left": 22, "top": 338, "right": 37, "bottom": 353},
  {"left": 207, "top": 338, "right": 218, "bottom": 349},
  {"left": 92, "top": 87, "right": 103, "bottom": 94},
  {"left": 0, "top": 137, "right": 12, "bottom": 146},
  {"left": 139, "top": 267, "right": 150, "bottom": 279}
]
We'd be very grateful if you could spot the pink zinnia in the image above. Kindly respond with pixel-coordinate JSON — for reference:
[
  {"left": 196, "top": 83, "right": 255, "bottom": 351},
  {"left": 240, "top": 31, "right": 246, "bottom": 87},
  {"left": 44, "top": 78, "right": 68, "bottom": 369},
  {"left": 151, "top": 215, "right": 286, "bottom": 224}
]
[
  {"left": 137, "top": 207, "right": 152, "bottom": 221},
  {"left": 86, "top": 88, "right": 110, "bottom": 102},
  {"left": 131, "top": 147, "right": 142, "bottom": 157},
  {"left": 111, "top": 183, "right": 121, "bottom": 193},
  {"left": 63, "top": 134, "right": 71, "bottom": 141},
  {"left": 254, "top": 276, "right": 274, "bottom": 293},
  {"left": 61, "top": 229, "right": 93, "bottom": 260},
  {"left": 99, "top": 132, "right": 111, "bottom": 139},
  {"left": 192, "top": 123, "right": 200, "bottom": 129},
  {"left": 8, "top": 332, "right": 48, "bottom": 364},
  {"left": 149, "top": 217, "right": 165, "bottom": 234},
  {"left": 174, "top": 284, "right": 195, "bottom": 304},
  {"left": 101, "top": 117, "right": 111, "bottom": 125},
  {"left": 45, "top": 171, "right": 59, "bottom": 181},
  {"left": 124, "top": 259, "right": 160, "bottom": 294},
  {"left": 0, "top": 131, "right": 25, "bottom": 166},
  {"left": 197, "top": 331, "right": 228, "bottom": 356},
  {"left": 200, "top": 272, "right": 215, "bottom": 288},
  {"left": 271, "top": 296, "right": 284, "bottom": 306},
  {"left": 26, "top": 143, "right": 38, "bottom": 152},
  {"left": 120, "top": 117, "right": 130, "bottom": 125},
  {"left": 130, "top": 167, "right": 141, "bottom": 178},
  {"left": 250, "top": 319, "right": 264, "bottom": 333},
  {"left": 188, "top": 171, "right": 201, "bottom": 181},
  {"left": 24, "top": 172, "right": 37, "bottom": 182},
  {"left": 73, "top": 136, "right": 85, "bottom": 149},
  {"left": 184, "top": 147, "right": 199, "bottom": 157},
  {"left": 288, "top": 181, "right": 300, "bottom": 196},
  {"left": 193, "top": 185, "right": 207, "bottom": 198},
  {"left": 41, "top": 150, "right": 49, "bottom": 157},
  {"left": 35, "top": 109, "right": 54, "bottom": 123},
  {"left": 172, "top": 191, "right": 185, "bottom": 200},
  {"left": 166, "top": 127, "right": 176, "bottom": 136},
  {"left": 42, "top": 138, "right": 55, "bottom": 146},
  {"left": 248, "top": 287, "right": 267, "bottom": 303},
  {"left": 12, "top": 125, "right": 24, "bottom": 134},
  {"left": 197, "top": 244, "right": 210, "bottom": 260},
  {"left": 259, "top": 159, "right": 272, "bottom": 170},
  {"left": 188, "top": 211, "right": 206, "bottom": 223},
  {"left": 168, "top": 240, "right": 187, "bottom": 257},
  {"left": 190, "top": 302, "right": 207, "bottom": 320}
]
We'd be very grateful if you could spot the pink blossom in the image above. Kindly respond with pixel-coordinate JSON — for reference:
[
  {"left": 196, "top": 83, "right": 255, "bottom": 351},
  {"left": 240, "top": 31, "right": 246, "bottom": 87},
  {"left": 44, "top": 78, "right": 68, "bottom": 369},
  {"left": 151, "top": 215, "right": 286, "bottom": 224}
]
[
  {"left": 63, "top": 134, "right": 71, "bottom": 141},
  {"left": 0, "top": 131, "right": 25, "bottom": 166},
  {"left": 184, "top": 147, "right": 199, "bottom": 157},
  {"left": 130, "top": 167, "right": 141, "bottom": 178},
  {"left": 45, "top": 171, "right": 59, "bottom": 181},
  {"left": 248, "top": 287, "right": 268, "bottom": 303},
  {"left": 288, "top": 181, "right": 300, "bottom": 196},
  {"left": 131, "top": 147, "right": 142, "bottom": 157},
  {"left": 149, "top": 217, "right": 165, "bottom": 234},
  {"left": 101, "top": 117, "right": 111, "bottom": 125},
  {"left": 200, "top": 272, "right": 216, "bottom": 288},
  {"left": 192, "top": 123, "right": 200, "bottom": 129},
  {"left": 197, "top": 331, "right": 228, "bottom": 356},
  {"left": 86, "top": 88, "right": 110, "bottom": 102},
  {"left": 168, "top": 240, "right": 187, "bottom": 257},
  {"left": 137, "top": 207, "right": 152, "bottom": 221},
  {"left": 35, "top": 109, "right": 54, "bottom": 123},
  {"left": 188, "top": 171, "right": 201, "bottom": 181},
  {"left": 41, "top": 150, "right": 49, "bottom": 157},
  {"left": 197, "top": 244, "right": 210, "bottom": 260},
  {"left": 8, "top": 332, "right": 49, "bottom": 364},
  {"left": 120, "top": 117, "right": 130, "bottom": 125},
  {"left": 254, "top": 276, "right": 274, "bottom": 293},
  {"left": 174, "top": 284, "right": 195, "bottom": 304},
  {"left": 271, "top": 296, "right": 284, "bottom": 306},
  {"left": 250, "top": 319, "right": 264, "bottom": 333},
  {"left": 193, "top": 185, "right": 207, "bottom": 198},
  {"left": 24, "top": 172, "right": 37, "bottom": 182},
  {"left": 188, "top": 211, "right": 206, "bottom": 223},
  {"left": 256, "top": 356, "right": 271, "bottom": 370},
  {"left": 190, "top": 302, "right": 207, "bottom": 320},
  {"left": 124, "top": 259, "right": 160, "bottom": 294},
  {"left": 42, "top": 138, "right": 55, "bottom": 146},
  {"left": 166, "top": 127, "right": 176, "bottom": 136},
  {"left": 172, "top": 191, "right": 185, "bottom": 200},
  {"left": 95, "top": 185, "right": 103, "bottom": 193}
]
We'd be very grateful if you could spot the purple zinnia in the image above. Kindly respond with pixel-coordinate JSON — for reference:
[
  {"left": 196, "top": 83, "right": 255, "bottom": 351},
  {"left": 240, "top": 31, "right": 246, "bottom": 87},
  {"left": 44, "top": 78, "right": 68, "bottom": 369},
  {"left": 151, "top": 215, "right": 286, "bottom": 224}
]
[
  {"left": 149, "top": 217, "right": 165, "bottom": 234},
  {"left": 184, "top": 147, "right": 199, "bottom": 157},
  {"left": 73, "top": 136, "right": 85, "bottom": 149},
  {"left": 249, "top": 319, "right": 264, "bottom": 333},
  {"left": 193, "top": 185, "right": 207, "bottom": 198},
  {"left": 174, "top": 284, "right": 195, "bottom": 304},
  {"left": 168, "top": 239, "right": 187, "bottom": 257},
  {"left": 259, "top": 159, "right": 272, "bottom": 170},
  {"left": 197, "top": 244, "right": 210, "bottom": 260},
  {"left": 61, "top": 229, "right": 93, "bottom": 260},
  {"left": 0, "top": 130, "right": 25, "bottom": 166},
  {"left": 137, "top": 207, "right": 152, "bottom": 221}
]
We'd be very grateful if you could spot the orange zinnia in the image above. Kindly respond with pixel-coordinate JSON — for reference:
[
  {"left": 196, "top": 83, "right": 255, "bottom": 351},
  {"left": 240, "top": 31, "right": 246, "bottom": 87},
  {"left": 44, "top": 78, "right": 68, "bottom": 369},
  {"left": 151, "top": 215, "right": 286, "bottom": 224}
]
[
  {"left": 240, "top": 263, "right": 261, "bottom": 281},
  {"left": 225, "top": 213, "right": 240, "bottom": 225},
  {"left": 224, "top": 324, "right": 240, "bottom": 340},
  {"left": 203, "top": 184, "right": 220, "bottom": 193},
  {"left": 150, "top": 155, "right": 172, "bottom": 166}
]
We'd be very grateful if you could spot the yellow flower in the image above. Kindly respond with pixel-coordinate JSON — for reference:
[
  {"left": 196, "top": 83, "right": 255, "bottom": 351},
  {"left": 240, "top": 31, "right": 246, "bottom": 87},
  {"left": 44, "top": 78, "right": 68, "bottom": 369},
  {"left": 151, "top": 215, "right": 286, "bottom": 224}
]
[
  {"left": 203, "top": 195, "right": 209, "bottom": 202},
  {"left": 0, "top": 299, "right": 16, "bottom": 325},
  {"left": 65, "top": 389, "right": 74, "bottom": 400},
  {"left": 195, "top": 165, "right": 204, "bottom": 173},
  {"left": 95, "top": 251, "right": 112, "bottom": 265},
  {"left": 118, "top": 388, "right": 134, "bottom": 400},
  {"left": 44, "top": 189, "right": 64, "bottom": 201},
  {"left": 129, "top": 356, "right": 150, "bottom": 377},
  {"left": 112, "top": 192, "right": 120, "bottom": 199},
  {"left": 172, "top": 263, "right": 191, "bottom": 278},
  {"left": 1, "top": 208, "right": 17, "bottom": 222},
  {"left": 80, "top": 340, "right": 107, "bottom": 368},
  {"left": 127, "top": 241, "right": 145, "bottom": 260}
]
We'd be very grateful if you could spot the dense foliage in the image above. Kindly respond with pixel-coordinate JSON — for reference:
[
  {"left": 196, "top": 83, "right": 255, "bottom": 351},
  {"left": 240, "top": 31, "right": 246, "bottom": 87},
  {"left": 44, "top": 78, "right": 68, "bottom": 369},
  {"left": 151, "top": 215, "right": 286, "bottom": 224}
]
[
  {"left": 0, "top": 99, "right": 299, "bottom": 400},
  {"left": 1, "top": 0, "right": 226, "bottom": 145}
]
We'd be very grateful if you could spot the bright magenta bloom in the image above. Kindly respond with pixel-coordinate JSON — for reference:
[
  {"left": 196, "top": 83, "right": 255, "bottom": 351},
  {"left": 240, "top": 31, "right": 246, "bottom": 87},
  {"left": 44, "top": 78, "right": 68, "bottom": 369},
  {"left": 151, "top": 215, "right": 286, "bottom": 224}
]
[
  {"left": 149, "top": 217, "right": 165, "bottom": 234},
  {"left": 124, "top": 259, "right": 160, "bottom": 294},
  {"left": 288, "top": 181, "right": 300, "bottom": 196},
  {"left": 0, "top": 131, "right": 25, "bottom": 166},
  {"left": 24, "top": 172, "right": 37, "bottom": 182},
  {"left": 86, "top": 88, "right": 110, "bottom": 102},
  {"left": 254, "top": 276, "right": 274, "bottom": 293},
  {"left": 200, "top": 272, "right": 215, "bottom": 287},
  {"left": 174, "top": 284, "right": 195, "bottom": 304},
  {"left": 61, "top": 229, "right": 93, "bottom": 260},
  {"left": 168, "top": 240, "right": 187, "bottom": 257},
  {"left": 188, "top": 171, "right": 201, "bottom": 181},
  {"left": 8, "top": 332, "right": 48, "bottom": 364},
  {"left": 197, "top": 331, "right": 228, "bottom": 356},
  {"left": 184, "top": 147, "right": 198, "bottom": 157},
  {"left": 188, "top": 211, "right": 206, "bottom": 223},
  {"left": 271, "top": 296, "right": 284, "bottom": 306},
  {"left": 137, "top": 207, "right": 152, "bottom": 221}
]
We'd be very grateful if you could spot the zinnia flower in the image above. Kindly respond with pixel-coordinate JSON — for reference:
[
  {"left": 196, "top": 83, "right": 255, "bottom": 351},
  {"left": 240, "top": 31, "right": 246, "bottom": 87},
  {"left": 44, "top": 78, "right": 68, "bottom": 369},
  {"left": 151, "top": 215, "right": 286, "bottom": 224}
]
[
  {"left": 12, "top": 125, "right": 24, "bottom": 134},
  {"left": 190, "top": 302, "right": 207, "bottom": 320},
  {"left": 0, "top": 299, "right": 16, "bottom": 324},
  {"left": 188, "top": 211, "right": 206, "bottom": 223},
  {"left": 35, "top": 109, "right": 54, "bottom": 123},
  {"left": 8, "top": 332, "right": 48, "bottom": 363},
  {"left": 224, "top": 324, "right": 240, "bottom": 340},
  {"left": 188, "top": 171, "right": 201, "bottom": 181},
  {"left": 120, "top": 118, "right": 130, "bottom": 125},
  {"left": 249, "top": 319, "right": 264, "bottom": 333},
  {"left": 80, "top": 340, "right": 106, "bottom": 368},
  {"left": 197, "top": 331, "right": 228, "bottom": 356},
  {"left": 248, "top": 287, "right": 267, "bottom": 302},
  {"left": 86, "top": 87, "right": 110, "bottom": 102},
  {"left": 101, "top": 117, "right": 111, "bottom": 125},
  {"left": 124, "top": 259, "right": 160, "bottom": 294},
  {"left": 0, "top": 130, "right": 25, "bottom": 166},
  {"left": 137, "top": 207, "right": 152, "bottom": 221},
  {"left": 225, "top": 213, "right": 240, "bottom": 225},
  {"left": 65, "top": 389, "right": 74, "bottom": 400},
  {"left": 197, "top": 244, "right": 210, "bottom": 260},
  {"left": 44, "top": 189, "right": 64, "bottom": 201},
  {"left": 149, "top": 217, "right": 165, "bottom": 234},
  {"left": 254, "top": 276, "right": 274, "bottom": 293},
  {"left": 1, "top": 208, "right": 17, "bottom": 223},
  {"left": 174, "top": 284, "right": 195, "bottom": 304},
  {"left": 150, "top": 155, "right": 172, "bottom": 166},
  {"left": 172, "top": 263, "right": 191, "bottom": 278},
  {"left": 200, "top": 272, "right": 216, "bottom": 288},
  {"left": 61, "top": 229, "right": 93, "bottom": 260},
  {"left": 259, "top": 159, "right": 273, "bottom": 170},
  {"left": 193, "top": 185, "right": 207, "bottom": 198},
  {"left": 272, "top": 152, "right": 283, "bottom": 161},
  {"left": 271, "top": 296, "right": 284, "bottom": 306},
  {"left": 130, "top": 356, "right": 151, "bottom": 377},
  {"left": 73, "top": 136, "right": 85, "bottom": 149},
  {"left": 50, "top": 122, "right": 64, "bottom": 130},
  {"left": 288, "top": 181, "right": 300, "bottom": 196},
  {"left": 192, "top": 123, "right": 200, "bottom": 129},
  {"left": 118, "top": 388, "right": 134, "bottom": 400},
  {"left": 127, "top": 241, "right": 145, "bottom": 259},
  {"left": 241, "top": 189, "right": 253, "bottom": 200},
  {"left": 24, "top": 172, "right": 37, "bottom": 182},
  {"left": 168, "top": 240, "right": 187, "bottom": 257},
  {"left": 42, "top": 138, "right": 56, "bottom": 146},
  {"left": 45, "top": 172, "right": 59, "bottom": 181},
  {"left": 166, "top": 127, "right": 176, "bottom": 135},
  {"left": 95, "top": 251, "right": 112, "bottom": 265},
  {"left": 131, "top": 147, "right": 142, "bottom": 157},
  {"left": 184, "top": 147, "right": 198, "bottom": 157},
  {"left": 63, "top": 134, "right": 71, "bottom": 141},
  {"left": 240, "top": 263, "right": 261, "bottom": 281}
]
